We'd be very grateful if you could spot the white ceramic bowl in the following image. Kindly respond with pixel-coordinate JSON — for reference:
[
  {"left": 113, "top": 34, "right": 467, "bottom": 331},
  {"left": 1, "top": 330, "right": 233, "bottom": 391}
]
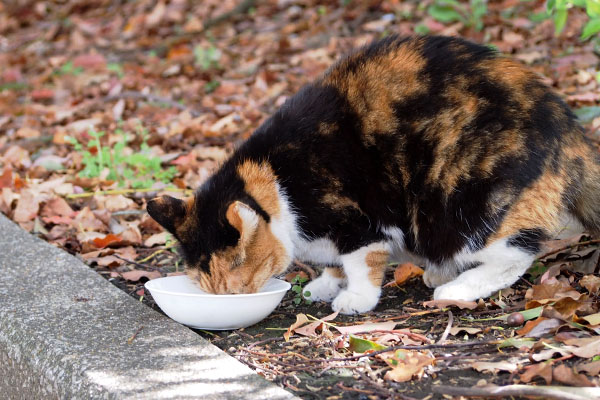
[{"left": 145, "top": 275, "right": 291, "bottom": 330}]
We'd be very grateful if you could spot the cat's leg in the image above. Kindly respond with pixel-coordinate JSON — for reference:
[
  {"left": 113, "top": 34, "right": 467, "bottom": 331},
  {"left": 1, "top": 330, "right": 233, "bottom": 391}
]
[
  {"left": 304, "top": 267, "right": 345, "bottom": 302},
  {"left": 423, "top": 263, "right": 458, "bottom": 288},
  {"left": 433, "top": 237, "right": 536, "bottom": 301},
  {"left": 331, "top": 242, "right": 390, "bottom": 314}
]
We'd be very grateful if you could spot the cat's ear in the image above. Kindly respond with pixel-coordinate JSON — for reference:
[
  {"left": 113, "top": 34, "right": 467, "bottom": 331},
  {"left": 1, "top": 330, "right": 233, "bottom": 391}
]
[
  {"left": 147, "top": 195, "right": 188, "bottom": 234},
  {"left": 226, "top": 201, "right": 258, "bottom": 241}
]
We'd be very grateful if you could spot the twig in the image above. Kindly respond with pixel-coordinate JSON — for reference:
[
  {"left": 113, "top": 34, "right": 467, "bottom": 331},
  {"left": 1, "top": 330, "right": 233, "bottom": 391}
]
[
  {"left": 438, "top": 310, "right": 453, "bottom": 344},
  {"left": 537, "top": 239, "right": 600, "bottom": 260},
  {"left": 104, "top": 91, "right": 205, "bottom": 117},
  {"left": 65, "top": 187, "right": 192, "bottom": 199},
  {"left": 432, "top": 384, "right": 599, "bottom": 400},
  {"left": 137, "top": 244, "right": 176, "bottom": 263},
  {"left": 113, "top": 254, "right": 158, "bottom": 271},
  {"left": 127, "top": 326, "right": 144, "bottom": 344}
]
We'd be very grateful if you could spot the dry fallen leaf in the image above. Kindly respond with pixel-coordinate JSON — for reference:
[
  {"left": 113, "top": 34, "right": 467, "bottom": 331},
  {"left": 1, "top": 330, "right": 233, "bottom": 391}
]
[
  {"left": 520, "top": 362, "right": 553, "bottom": 385},
  {"left": 382, "top": 350, "right": 434, "bottom": 382},
  {"left": 121, "top": 269, "right": 162, "bottom": 282},
  {"left": 423, "top": 299, "right": 478, "bottom": 310},
  {"left": 384, "top": 262, "right": 424, "bottom": 288},
  {"left": 471, "top": 360, "right": 520, "bottom": 373},
  {"left": 580, "top": 275, "right": 600, "bottom": 294},
  {"left": 552, "top": 364, "right": 595, "bottom": 387}
]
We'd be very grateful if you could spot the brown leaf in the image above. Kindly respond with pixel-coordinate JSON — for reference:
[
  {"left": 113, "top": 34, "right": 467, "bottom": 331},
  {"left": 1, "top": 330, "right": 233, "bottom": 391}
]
[
  {"left": 449, "top": 326, "right": 482, "bottom": 336},
  {"left": 517, "top": 317, "right": 561, "bottom": 338},
  {"left": 13, "top": 190, "right": 40, "bottom": 222},
  {"left": 294, "top": 311, "right": 339, "bottom": 337},
  {"left": 383, "top": 350, "right": 434, "bottom": 382},
  {"left": 92, "top": 233, "right": 123, "bottom": 249},
  {"left": 0, "top": 166, "right": 13, "bottom": 189},
  {"left": 552, "top": 364, "right": 595, "bottom": 387},
  {"left": 520, "top": 362, "right": 553, "bottom": 384},
  {"left": 471, "top": 360, "right": 520, "bottom": 373},
  {"left": 284, "top": 314, "right": 310, "bottom": 341},
  {"left": 74, "top": 207, "right": 107, "bottom": 232},
  {"left": 423, "top": 299, "right": 478, "bottom": 310},
  {"left": 577, "top": 361, "right": 600, "bottom": 376},
  {"left": 570, "top": 337, "right": 600, "bottom": 358},
  {"left": 144, "top": 231, "right": 170, "bottom": 247},
  {"left": 580, "top": 275, "right": 600, "bottom": 294},
  {"left": 384, "top": 263, "right": 424, "bottom": 288},
  {"left": 121, "top": 270, "right": 162, "bottom": 282},
  {"left": 41, "top": 197, "right": 75, "bottom": 218},
  {"left": 334, "top": 321, "right": 397, "bottom": 335}
]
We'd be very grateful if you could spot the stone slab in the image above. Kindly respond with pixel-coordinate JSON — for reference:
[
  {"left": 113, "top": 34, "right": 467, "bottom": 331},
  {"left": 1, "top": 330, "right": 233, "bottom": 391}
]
[{"left": 0, "top": 214, "right": 297, "bottom": 399}]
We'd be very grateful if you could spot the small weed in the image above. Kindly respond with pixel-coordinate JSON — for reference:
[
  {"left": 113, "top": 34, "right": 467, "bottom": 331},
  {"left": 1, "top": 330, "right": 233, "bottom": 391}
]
[
  {"left": 427, "top": 0, "right": 487, "bottom": 31},
  {"left": 526, "top": 260, "right": 548, "bottom": 282},
  {"left": 546, "top": 0, "right": 600, "bottom": 40},
  {"left": 204, "top": 80, "right": 221, "bottom": 93},
  {"left": 67, "top": 127, "right": 178, "bottom": 188},
  {"left": 55, "top": 60, "right": 83, "bottom": 76},
  {"left": 0, "top": 82, "right": 29, "bottom": 91},
  {"left": 414, "top": 23, "right": 430, "bottom": 34},
  {"left": 107, "top": 62, "right": 124, "bottom": 78},
  {"left": 291, "top": 275, "right": 313, "bottom": 305},
  {"left": 194, "top": 45, "right": 222, "bottom": 70}
]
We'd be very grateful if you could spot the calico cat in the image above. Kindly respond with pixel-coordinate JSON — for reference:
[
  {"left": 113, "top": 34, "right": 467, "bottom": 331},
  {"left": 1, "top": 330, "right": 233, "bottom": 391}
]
[{"left": 147, "top": 35, "right": 600, "bottom": 315}]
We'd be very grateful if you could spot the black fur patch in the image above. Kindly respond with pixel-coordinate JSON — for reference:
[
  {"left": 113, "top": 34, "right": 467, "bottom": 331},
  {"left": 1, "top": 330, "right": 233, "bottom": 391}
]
[{"left": 507, "top": 229, "right": 548, "bottom": 254}]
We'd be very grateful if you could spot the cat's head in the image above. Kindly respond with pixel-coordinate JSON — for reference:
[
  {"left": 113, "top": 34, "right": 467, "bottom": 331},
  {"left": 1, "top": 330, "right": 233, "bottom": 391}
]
[{"left": 146, "top": 193, "right": 289, "bottom": 294}]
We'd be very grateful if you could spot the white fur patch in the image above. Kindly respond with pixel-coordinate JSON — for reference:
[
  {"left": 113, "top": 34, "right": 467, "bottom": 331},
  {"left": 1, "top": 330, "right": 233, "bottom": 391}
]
[
  {"left": 304, "top": 268, "right": 345, "bottom": 302},
  {"left": 294, "top": 237, "right": 341, "bottom": 265},
  {"left": 433, "top": 238, "right": 535, "bottom": 301},
  {"left": 331, "top": 242, "right": 390, "bottom": 314}
]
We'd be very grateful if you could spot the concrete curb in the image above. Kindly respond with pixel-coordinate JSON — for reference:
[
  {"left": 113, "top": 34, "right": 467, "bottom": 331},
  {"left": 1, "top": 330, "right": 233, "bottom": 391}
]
[{"left": 0, "top": 214, "right": 297, "bottom": 399}]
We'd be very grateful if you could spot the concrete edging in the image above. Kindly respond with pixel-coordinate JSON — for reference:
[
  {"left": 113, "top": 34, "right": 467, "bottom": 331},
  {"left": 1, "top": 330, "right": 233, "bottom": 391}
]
[{"left": 0, "top": 214, "right": 297, "bottom": 399}]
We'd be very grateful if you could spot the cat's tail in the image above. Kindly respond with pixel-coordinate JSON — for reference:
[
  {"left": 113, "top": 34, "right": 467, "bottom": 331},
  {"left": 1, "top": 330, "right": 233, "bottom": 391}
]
[{"left": 570, "top": 144, "right": 600, "bottom": 236}]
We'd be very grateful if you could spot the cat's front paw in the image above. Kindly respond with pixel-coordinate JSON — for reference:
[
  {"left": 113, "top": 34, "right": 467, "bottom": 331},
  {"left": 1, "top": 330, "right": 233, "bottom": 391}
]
[
  {"left": 423, "top": 268, "right": 452, "bottom": 288},
  {"left": 433, "top": 283, "right": 477, "bottom": 301},
  {"left": 304, "top": 275, "right": 343, "bottom": 303},
  {"left": 331, "top": 289, "right": 380, "bottom": 315}
]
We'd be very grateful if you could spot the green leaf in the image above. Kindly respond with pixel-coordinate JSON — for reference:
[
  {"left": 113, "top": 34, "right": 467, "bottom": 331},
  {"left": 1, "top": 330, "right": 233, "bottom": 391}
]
[
  {"left": 498, "top": 306, "right": 545, "bottom": 322},
  {"left": 586, "top": 0, "right": 600, "bottom": 17},
  {"left": 303, "top": 290, "right": 311, "bottom": 298},
  {"left": 575, "top": 105, "right": 600, "bottom": 122},
  {"left": 547, "top": 0, "right": 556, "bottom": 11},
  {"left": 348, "top": 335, "right": 387, "bottom": 353},
  {"left": 292, "top": 286, "right": 301, "bottom": 293},
  {"left": 581, "top": 18, "right": 600, "bottom": 40},
  {"left": 498, "top": 337, "right": 536, "bottom": 350},
  {"left": 554, "top": 8, "right": 568, "bottom": 34},
  {"left": 428, "top": 4, "right": 464, "bottom": 23}
]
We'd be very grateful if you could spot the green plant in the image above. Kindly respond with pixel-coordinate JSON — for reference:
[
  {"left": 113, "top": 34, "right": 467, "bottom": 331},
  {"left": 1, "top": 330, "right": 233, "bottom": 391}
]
[
  {"left": 291, "top": 275, "right": 313, "bottom": 305},
  {"left": 546, "top": 0, "right": 600, "bottom": 39},
  {"left": 67, "top": 127, "right": 178, "bottom": 188},
  {"left": 427, "top": 0, "right": 488, "bottom": 31},
  {"left": 204, "top": 80, "right": 220, "bottom": 93},
  {"left": 55, "top": 60, "right": 83, "bottom": 76},
  {"left": 194, "top": 45, "right": 222, "bottom": 70},
  {"left": 107, "top": 62, "right": 124, "bottom": 78}
]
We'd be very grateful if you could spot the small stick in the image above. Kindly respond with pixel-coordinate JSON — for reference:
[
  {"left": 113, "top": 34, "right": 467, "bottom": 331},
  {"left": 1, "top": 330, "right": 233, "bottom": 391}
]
[
  {"left": 113, "top": 254, "right": 160, "bottom": 271},
  {"left": 127, "top": 326, "right": 144, "bottom": 344},
  {"left": 438, "top": 310, "right": 454, "bottom": 344},
  {"left": 537, "top": 239, "right": 600, "bottom": 260}
]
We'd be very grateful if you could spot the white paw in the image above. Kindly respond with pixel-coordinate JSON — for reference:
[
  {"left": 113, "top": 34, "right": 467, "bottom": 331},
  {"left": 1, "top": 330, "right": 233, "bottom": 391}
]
[
  {"left": 331, "top": 289, "right": 380, "bottom": 315},
  {"left": 304, "top": 276, "right": 343, "bottom": 303},
  {"left": 433, "top": 282, "right": 477, "bottom": 301},
  {"left": 423, "top": 268, "right": 453, "bottom": 288}
]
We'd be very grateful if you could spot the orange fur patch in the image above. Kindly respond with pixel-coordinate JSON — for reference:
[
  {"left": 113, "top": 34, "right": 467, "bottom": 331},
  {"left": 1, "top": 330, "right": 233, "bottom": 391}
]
[
  {"left": 237, "top": 160, "right": 280, "bottom": 217},
  {"left": 365, "top": 250, "right": 390, "bottom": 286},
  {"left": 323, "top": 39, "right": 427, "bottom": 140}
]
